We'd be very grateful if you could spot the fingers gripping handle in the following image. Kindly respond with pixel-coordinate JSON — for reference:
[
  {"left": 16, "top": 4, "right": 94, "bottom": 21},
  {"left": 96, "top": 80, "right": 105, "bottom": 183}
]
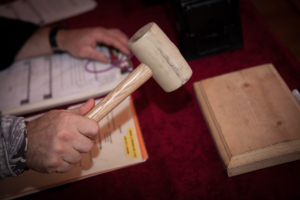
[{"left": 85, "top": 63, "right": 153, "bottom": 122}]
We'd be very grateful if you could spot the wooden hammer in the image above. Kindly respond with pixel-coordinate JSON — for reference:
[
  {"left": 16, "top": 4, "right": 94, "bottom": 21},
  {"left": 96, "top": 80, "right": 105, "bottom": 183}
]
[{"left": 85, "top": 22, "right": 193, "bottom": 122}]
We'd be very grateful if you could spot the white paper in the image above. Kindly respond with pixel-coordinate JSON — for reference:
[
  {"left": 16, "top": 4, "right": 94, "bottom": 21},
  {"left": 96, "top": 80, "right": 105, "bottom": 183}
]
[
  {"left": 0, "top": 0, "right": 97, "bottom": 25},
  {"left": 0, "top": 46, "right": 131, "bottom": 115}
]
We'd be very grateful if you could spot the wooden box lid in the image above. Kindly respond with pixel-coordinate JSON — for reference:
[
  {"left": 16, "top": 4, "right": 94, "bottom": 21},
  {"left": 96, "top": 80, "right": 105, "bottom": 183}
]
[{"left": 193, "top": 64, "right": 300, "bottom": 176}]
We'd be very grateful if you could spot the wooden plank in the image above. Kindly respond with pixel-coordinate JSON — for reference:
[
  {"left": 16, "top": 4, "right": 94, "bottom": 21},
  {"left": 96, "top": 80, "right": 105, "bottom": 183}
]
[{"left": 193, "top": 63, "right": 300, "bottom": 176}]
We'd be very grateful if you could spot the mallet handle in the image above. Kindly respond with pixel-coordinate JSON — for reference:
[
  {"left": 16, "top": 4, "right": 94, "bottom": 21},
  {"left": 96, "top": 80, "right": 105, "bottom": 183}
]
[{"left": 85, "top": 63, "right": 152, "bottom": 122}]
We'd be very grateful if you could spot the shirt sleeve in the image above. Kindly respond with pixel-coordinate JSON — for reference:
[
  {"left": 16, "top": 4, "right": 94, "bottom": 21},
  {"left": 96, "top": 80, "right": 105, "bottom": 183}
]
[
  {"left": 0, "top": 17, "right": 39, "bottom": 70},
  {"left": 0, "top": 115, "right": 28, "bottom": 180}
]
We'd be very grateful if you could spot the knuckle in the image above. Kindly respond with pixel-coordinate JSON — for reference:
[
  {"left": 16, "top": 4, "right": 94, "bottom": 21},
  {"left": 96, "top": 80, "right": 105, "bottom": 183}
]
[
  {"left": 58, "top": 131, "right": 71, "bottom": 142},
  {"left": 53, "top": 144, "right": 65, "bottom": 155},
  {"left": 47, "top": 157, "right": 62, "bottom": 169}
]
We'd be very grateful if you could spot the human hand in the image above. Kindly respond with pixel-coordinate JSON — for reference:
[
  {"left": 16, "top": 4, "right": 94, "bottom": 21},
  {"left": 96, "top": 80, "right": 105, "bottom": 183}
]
[
  {"left": 26, "top": 99, "right": 99, "bottom": 174},
  {"left": 56, "top": 27, "right": 131, "bottom": 63}
]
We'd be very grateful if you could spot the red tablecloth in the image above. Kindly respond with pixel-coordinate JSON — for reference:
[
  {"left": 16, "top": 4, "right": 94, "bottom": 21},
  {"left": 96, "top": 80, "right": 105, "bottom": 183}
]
[{"left": 21, "top": 0, "right": 300, "bottom": 199}]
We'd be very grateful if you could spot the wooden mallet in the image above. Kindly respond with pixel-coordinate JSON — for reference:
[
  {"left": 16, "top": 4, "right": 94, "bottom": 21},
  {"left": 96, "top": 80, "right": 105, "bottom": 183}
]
[{"left": 85, "top": 22, "right": 193, "bottom": 122}]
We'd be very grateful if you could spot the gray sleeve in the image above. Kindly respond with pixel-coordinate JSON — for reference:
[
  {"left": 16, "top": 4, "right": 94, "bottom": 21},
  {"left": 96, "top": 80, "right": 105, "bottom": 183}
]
[{"left": 0, "top": 115, "right": 28, "bottom": 180}]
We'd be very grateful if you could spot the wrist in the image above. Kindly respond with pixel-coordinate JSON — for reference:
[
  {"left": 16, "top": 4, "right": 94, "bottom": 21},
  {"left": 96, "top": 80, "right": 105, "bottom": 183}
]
[
  {"left": 56, "top": 29, "right": 68, "bottom": 52},
  {"left": 49, "top": 25, "right": 68, "bottom": 54}
]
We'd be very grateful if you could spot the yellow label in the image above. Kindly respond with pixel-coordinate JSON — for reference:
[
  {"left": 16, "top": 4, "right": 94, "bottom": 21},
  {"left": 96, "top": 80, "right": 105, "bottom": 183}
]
[{"left": 123, "top": 127, "right": 139, "bottom": 158}]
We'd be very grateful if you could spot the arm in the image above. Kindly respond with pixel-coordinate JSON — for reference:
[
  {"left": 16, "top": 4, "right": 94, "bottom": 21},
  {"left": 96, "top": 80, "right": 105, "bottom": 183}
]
[
  {"left": 15, "top": 26, "right": 131, "bottom": 63},
  {"left": 0, "top": 116, "right": 27, "bottom": 179},
  {"left": 26, "top": 98, "right": 100, "bottom": 173},
  {"left": 0, "top": 99, "right": 100, "bottom": 178},
  {"left": 14, "top": 27, "right": 52, "bottom": 61}
]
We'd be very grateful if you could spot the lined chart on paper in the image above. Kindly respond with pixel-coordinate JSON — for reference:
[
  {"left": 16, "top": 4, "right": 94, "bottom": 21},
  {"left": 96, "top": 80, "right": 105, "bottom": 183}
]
[{"left": 0, "top": 46, "right": 128, "bottom": 114}]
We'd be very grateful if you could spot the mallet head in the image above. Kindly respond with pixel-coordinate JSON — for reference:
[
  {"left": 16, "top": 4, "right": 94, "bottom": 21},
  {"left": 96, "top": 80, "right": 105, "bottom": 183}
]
[{"left": 128, "top": 22, "right": 193, "bottom": 92}]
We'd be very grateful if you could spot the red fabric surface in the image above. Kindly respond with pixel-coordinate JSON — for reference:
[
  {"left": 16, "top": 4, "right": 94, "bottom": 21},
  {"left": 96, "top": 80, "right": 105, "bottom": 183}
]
[{"left": 21, "top": 0, "right": 300, "bottom": 199}]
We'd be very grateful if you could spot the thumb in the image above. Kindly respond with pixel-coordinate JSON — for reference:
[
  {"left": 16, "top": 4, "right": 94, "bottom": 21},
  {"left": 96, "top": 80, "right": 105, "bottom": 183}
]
[
  {"left": 69, "top": 98, "right": 95, "bottom": 116},
  {"left": 85, "top": 47, "right": 109, "bottom": 63}
]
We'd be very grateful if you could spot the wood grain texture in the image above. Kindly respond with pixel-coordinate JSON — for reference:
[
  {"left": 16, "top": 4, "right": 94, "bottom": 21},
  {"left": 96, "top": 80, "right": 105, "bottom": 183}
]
[
  {"left": 85, "top": 63, "right": 152, "bottom": 122},
  {"left": 193, "top": 64, "right": 300, "bottom": 176}
]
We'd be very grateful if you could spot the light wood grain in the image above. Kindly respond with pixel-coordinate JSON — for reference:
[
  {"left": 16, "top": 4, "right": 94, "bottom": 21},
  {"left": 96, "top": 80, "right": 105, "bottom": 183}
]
[
  {"left": 85, "top": 63, "right": 152, "bottom": 122},
  {"left": 194, "top": 64, "right": 300, "bottom": 176}
]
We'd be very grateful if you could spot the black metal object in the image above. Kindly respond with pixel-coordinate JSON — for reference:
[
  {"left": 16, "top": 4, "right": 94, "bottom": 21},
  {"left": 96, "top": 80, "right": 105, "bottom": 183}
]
[{"left": 172, "top": 0, "right": 243, "bottom": 61}]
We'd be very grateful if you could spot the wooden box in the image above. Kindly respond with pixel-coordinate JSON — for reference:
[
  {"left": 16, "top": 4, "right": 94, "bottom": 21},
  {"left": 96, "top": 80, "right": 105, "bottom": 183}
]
[{"left": 193, "top": 64, "right": 300, "bottom": 176}]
